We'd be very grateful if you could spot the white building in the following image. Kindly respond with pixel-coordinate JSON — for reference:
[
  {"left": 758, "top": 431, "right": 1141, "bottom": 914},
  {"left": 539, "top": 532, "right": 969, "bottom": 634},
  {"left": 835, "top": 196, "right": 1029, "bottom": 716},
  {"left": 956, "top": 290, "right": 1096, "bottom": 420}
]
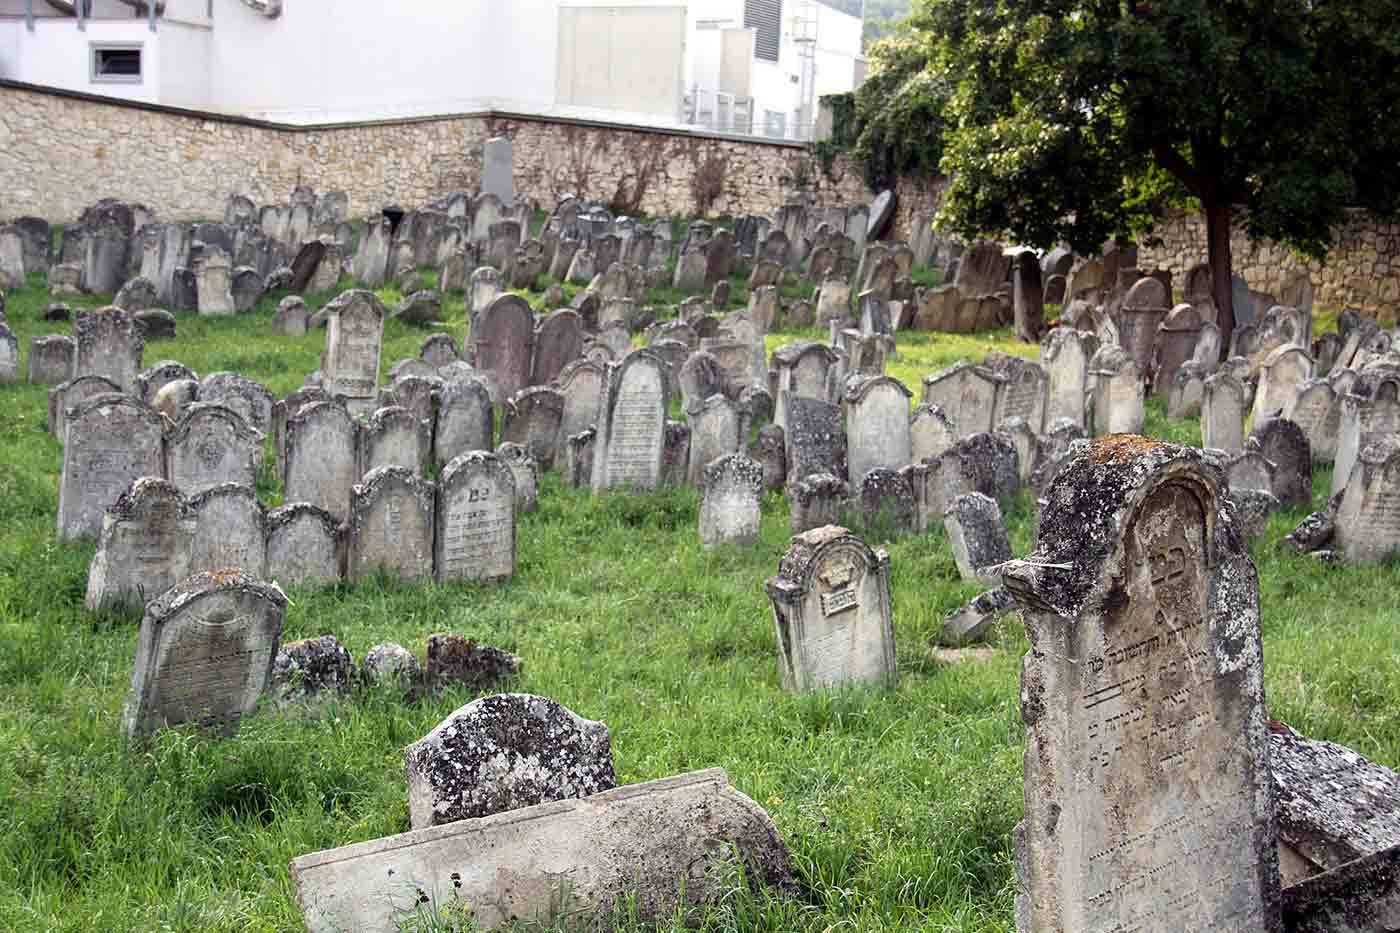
[{"left": 0, "top": 0, "right": 865, "bottom": 139}]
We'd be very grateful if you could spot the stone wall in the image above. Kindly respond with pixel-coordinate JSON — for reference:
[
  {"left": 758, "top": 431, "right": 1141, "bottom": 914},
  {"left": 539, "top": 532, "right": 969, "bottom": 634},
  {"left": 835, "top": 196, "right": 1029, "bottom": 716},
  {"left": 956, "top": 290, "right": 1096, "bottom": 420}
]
[
  {"left": 1138, "top": 208, "right": 1400, "bottom": 319},
  {"left": 0, "top": 80, "right": 868, "bottom": 225}
]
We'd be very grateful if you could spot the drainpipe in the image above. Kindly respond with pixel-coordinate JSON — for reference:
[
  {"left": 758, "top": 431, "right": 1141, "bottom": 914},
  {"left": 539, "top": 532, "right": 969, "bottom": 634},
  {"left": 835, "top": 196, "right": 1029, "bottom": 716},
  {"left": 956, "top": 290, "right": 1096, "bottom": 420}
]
[
  {"left": 76, "top": 0, "right": 85, "bottom": 31},
  {"left": 25, "top": 0, "right": 34, "bottom": 32},
  {"left": 148, "top": 0, "right": 156, "bottom": 31}
]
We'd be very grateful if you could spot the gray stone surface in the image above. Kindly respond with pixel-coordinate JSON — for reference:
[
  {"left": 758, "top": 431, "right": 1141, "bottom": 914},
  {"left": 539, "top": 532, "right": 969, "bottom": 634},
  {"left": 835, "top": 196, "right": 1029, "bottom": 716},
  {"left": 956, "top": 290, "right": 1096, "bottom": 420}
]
[
  {"left": 84, "top": 477, "right": 195, "bottom": 613},
  {"left": 1088, "top": 344, "right": 1145, "bottom": 436},
  {"left": 49, "top": 374, "right": 121, "bottom": 437},
  {"left": 784, "top": 394, "right": 847, "bottom": 487},
  {"left": 472, "top": 294, "right": 535, "bottom": 403},
  {"left": 360, "top": 406, "right": 430, "bottom": 476},
  {"left": 1002, "top": 438, "right": 1280, "bottom": 933},
  {"left": 28, "top": 334, "right": 76, "bottom": 385},
  {"left": 284, "top": 401, "right": 359, "bottom": 520},
  {"left": 494, "top": 441, "right": 540, "bottom": 514},
  {"left": 1251, "top": 417, "right": 1313, "bottom": 508},
  {"left": 592, "top": 351, "right": 668, "bottom": 493},
  {"left": 1203, "top": 371, "right": 1249, "bottom": 455},
  {"left": 1334, "top": 438, "right": 1400, "bottom": 562},
  {"left": 406, "top": 693, "right": 614, "bottom": 829},
  {"left": 74, "top": 307, "right": 143, "bottom": 392},
  {"left": 424, "top": 633, "right": 522, "bottom": 692},
  {"left": 123, "top": 569, "right": 288, "bottom": 738},
  {"left": 944, "top": 492, "right": 1012, "bottom": 582},
  {"left": 265, "top": 503, "right": 342, "bottom": 589},
  {"left": 921, "top": 361, "right": 1002, "bottom": 438},
  {"left": 433, "top": 377, "right": 494, "bottom": 468},
  {"left": 436, "top": 451, "right": 516, "bottom": 584},
  {"left": 270, "top": 634, "right": 354, "bottom": 705},
  {"left": 290, "top": 768, "right": 793, "bottom": 933},
  {"left": 699, "top": 454, "right": 764, "bottom": 548},
  {"left": 186, "top": 482, "right": 266, "bottom": 578},
  {"left": 501, "top": 386, "right": 564, "bottom": 470},
  {"left": 198, "top": 371, "right": 275, "bottom": 435},
  {"left": 321, "top": 290, "right": 386, "bottom": 405},
  {"left": 766, "top": 525, "right": 896, "bottom": 691},
  {"left": 361, "top": 642, "right": 421, "bottom": 688},
  {"left": 164, "top": 404, "right": 264, "bottom": 496},
  {"left": 845, "top": 376, "right": 913, "bottom": 487},
  {"left": 941, "top": 586, "right": 1016, "bottom": 646},
  {"left": 58, "top": 394, "right": 165, "bottom": 541},
  {"left": 857, "top": 467, "right": 916, "bottom": 533},
  {"left": 347, "top": 467, "right": 435, "bottom": 583}
]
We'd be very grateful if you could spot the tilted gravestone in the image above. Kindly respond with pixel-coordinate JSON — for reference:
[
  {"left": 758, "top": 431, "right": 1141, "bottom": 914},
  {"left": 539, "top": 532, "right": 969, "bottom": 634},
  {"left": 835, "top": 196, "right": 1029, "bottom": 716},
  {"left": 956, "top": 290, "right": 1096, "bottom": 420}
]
[
  {"left": 845, "top": 376, "right": 913, "bottom": 487},
  {"left": 321, "top": 290, "right": 386, "bottom": 411},
  {"left": 347, "top": 467, "right": 436, "bottom": 583},
  {"left": 85, "top": 477, "right": 195, "bottom": 613},
  {"left": 187, "top": 483, "right": 266, "bottom": 578},
  {"left": 265, "top": 503, "right": 342, "bottom": 589},
  {"left": 502, "top": 386, "right": 565, "bottom": 470},
  {"left": 766, "top": 525, "right": 896, "bottom": 692},
  {"left": 699, "top": 454, "right": 764, "bottom": 548},
  {"left": 531, "top": 309, "right": 584, "bottom": 388},
  {"left": 58, "top": 394, "right": 166, "bottom": 541},
  {"left": 1002, "top": 438, "right": 1280, "bottom": 933},
  {"left": 1283, "top": 378, "right": 1339, "bottom": 464},
  {"left": 554, "top": 358, "right": 605, "bottom": 463},
  {"left": 405, "top": 693, "right": 615, "bottom": 829},
  {"left": 123, "top": 570, "right": 288, "bottom": 738},
  {"left": 944, "top": 492, "right": 1011, "bottom": 582},
  {"left": 283, "top": 401, "right": 360, "bottom": 520},
  {"left": 591, "top": 351, "right": 669, "bottom": 493},
  {"left": 1251, "top": 418, "right": 1313, "bottom": 508},
  {"left": 472, "top": 294, "right": 535, "bottom": 403},
  {"left": 435, "top": 451, "right": 516, "bottom": 584},
  {"left": 360, "top": 405, "right": 430, "bottom": 476},
  {"left": 991, "top": 357, "right": 1048, "bottom": 433},
  {"left": 1167, "top": 360, "right": 1209, "bottom": 419},
  {"left": 74, "top": 307, "right": 144, "bottom": 392},
  {"left": 164, "top": 405, "right": 264, "bottom": 497}
]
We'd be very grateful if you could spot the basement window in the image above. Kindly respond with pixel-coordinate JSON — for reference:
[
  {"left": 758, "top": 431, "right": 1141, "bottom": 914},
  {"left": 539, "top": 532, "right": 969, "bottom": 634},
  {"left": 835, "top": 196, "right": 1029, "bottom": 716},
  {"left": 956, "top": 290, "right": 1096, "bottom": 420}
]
[{"left": 91, "top": 45, "right": 143, "bottom": 84}]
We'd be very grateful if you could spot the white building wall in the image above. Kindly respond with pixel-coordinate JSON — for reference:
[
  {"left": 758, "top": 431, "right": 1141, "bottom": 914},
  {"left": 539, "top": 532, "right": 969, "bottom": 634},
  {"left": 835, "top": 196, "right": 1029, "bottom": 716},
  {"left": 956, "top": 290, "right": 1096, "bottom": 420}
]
[{"left": 0, "top": 18, "right": 161, "bottom": 104}]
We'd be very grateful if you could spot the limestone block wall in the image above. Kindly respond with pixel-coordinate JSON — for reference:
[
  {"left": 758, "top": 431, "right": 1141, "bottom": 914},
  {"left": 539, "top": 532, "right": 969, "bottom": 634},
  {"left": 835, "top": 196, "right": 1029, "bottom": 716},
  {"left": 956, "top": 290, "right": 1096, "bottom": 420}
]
[
  {"left": 0, "top": 81, "right": 868, "bottom": 225},
  {"left": 1139, "top": 208, "right": 1400, "bottom": 319}
]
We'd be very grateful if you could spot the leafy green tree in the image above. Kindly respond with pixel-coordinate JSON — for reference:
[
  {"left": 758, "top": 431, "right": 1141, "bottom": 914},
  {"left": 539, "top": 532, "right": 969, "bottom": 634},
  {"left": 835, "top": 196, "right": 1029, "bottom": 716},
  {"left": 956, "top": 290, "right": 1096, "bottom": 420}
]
[
  {"left": 913, "top": 0, "right": 1400, "bottom": 343},
  {"left": 844, "top": 27, "right": 950, "bottom": 191}
]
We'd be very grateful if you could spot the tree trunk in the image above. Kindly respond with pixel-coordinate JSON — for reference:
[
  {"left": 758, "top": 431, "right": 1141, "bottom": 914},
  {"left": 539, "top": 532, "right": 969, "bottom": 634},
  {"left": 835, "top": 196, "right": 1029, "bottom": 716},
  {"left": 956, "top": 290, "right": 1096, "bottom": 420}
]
[{"left": 1204, "top": 196, "right": 1235, "bottom": 361}]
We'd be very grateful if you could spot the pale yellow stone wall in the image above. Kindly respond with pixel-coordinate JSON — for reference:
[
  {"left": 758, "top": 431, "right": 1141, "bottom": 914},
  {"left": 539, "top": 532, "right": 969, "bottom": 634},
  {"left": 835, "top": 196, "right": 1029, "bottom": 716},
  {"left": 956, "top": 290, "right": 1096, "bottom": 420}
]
[{"left": 0, "top": 82, "right": 868, "bottom": 224}]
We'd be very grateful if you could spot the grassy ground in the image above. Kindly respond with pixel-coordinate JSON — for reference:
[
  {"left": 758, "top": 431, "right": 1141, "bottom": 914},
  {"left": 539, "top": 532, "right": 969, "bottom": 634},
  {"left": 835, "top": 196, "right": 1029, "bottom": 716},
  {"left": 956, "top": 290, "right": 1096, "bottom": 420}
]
[{"left": 0, "top": 267, "right": 1395, "bottom": 932}]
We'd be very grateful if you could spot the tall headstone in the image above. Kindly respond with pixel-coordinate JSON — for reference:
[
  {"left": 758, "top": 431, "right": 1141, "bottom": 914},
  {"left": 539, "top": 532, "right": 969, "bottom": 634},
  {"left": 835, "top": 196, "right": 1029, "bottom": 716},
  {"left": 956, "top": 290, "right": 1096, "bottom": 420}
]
[
  {"left": 501, "top": 386, "right": 565, "bottom": 470},
  {"left": 910, "top": 404, "right": 956, "bottom": 463},
  {"left": 698, "top": 454, "right": 765, "bottom": 548},
  {"left": 321, "top": 290, "right": 386, "bottom": 410},
  {"left": 783, "top": 394, "right": 847, "bottom": 486},
  {"left": 1251, "top": 345, "right": 1314, "bottom": 426},
  {"left": 433, "top": 378, "right": 494, "bottom": 467},
  {"left": 284, "top": 402, "right": 359, "bottom": 520},
  {"left": 844, "top": 376, "right": 913, "bottom": 486},
  {"left": 1202, "top": 371, "right": 1248, "bottom": 455},
  {"left": 591, "top": 352, "right": 669, "bottom": 493},
  {"left": 1042, "top": 328, "right": 1088, "bottom": 429},
  {"left": 435, "top": 451, "right": 516, "bottom": 584},
  {"left": 74, "top": 307, "right": 143, "bottom": 392},
  {"left": 1283, "top": 378, "right": 1339, "bottom": 464},
  {"left": 1251, "top": 418, "right": 1313, "bottom": 508},
  {"left": 765, "top": 526, "right": 896, "bottom": 691},
  {"left": 472, "top": 294, "right": 535, "bottom": 403},
  {"left": 1089, "top": 346, "right": 1145, "bottom": 436},
  {"left": 1333, "top": 438, "right": 1400, "bottom": 562},
  {"left": 1002, "top": 439, "right": 1280, "bottom": 933},
  {"left": 481, "top": 137, "right": 515, "bottom": 206},
  {"left": 687, "top": 394, "right": 743, "bottom": 488},
  {"left": 530, "top": 309, "right": 584, "bottom": 388},
  {"left": 123, "top": 570, "right": 288, "bottom": 738},
  {"left": 58, "top": 394, "right": 165, "bottom": 541},
  {"left": 347, "top": 467, "right": 436, "bottom": 583}
]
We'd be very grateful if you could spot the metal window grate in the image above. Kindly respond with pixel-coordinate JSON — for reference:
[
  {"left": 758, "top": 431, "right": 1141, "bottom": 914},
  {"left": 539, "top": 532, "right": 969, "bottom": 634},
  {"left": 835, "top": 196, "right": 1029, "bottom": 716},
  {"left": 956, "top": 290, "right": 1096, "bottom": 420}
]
[
  {"left": 744, "top": 0, "right": 782, "bottom": 62},
  {"left": 91, "top": 45, "right": 143, "bottom": 84}
]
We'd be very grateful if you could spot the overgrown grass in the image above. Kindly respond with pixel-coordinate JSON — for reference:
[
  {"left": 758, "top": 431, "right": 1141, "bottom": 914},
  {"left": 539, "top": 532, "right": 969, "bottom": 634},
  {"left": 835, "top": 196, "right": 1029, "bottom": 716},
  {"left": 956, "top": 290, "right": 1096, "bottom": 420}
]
[{"left": 0, "top": 269, "right": 1395, "bottom": 932}]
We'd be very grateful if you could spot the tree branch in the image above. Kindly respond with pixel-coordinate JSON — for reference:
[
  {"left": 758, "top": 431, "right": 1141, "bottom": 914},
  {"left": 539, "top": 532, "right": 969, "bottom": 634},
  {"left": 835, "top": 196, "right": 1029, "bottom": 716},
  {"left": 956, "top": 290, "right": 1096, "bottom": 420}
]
[{"left": 1152, "top": 143, "right": 1202, "bottom": 196}]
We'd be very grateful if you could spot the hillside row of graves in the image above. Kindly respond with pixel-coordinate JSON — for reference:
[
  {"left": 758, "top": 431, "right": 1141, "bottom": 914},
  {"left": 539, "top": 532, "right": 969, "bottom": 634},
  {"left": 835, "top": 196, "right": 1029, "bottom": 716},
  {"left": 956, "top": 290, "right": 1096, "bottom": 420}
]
[{"left": 3, "top": 184, "right": 1400, "bottom": 931}]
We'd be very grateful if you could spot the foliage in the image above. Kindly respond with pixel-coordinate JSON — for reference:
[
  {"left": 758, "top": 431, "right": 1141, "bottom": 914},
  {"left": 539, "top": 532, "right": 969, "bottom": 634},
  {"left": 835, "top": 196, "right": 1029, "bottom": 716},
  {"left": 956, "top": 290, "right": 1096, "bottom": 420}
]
[{"left": 847, "top": 28, "right": 951, "bottom": 191}]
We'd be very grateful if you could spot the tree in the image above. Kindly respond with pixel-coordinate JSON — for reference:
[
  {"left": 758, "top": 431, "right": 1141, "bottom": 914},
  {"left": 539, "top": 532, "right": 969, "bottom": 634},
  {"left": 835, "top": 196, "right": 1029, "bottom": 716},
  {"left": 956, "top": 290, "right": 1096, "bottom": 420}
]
[{"left": 909, "top": 0, "right": 1400, "bottom": 346}]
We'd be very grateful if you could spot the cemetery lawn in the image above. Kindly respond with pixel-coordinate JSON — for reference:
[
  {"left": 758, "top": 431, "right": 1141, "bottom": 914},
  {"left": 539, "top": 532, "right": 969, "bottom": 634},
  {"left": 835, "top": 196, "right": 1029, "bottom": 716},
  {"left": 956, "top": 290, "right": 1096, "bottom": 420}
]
[{"left": 1, "top": 274, "right": 1397, "bottom": 932}]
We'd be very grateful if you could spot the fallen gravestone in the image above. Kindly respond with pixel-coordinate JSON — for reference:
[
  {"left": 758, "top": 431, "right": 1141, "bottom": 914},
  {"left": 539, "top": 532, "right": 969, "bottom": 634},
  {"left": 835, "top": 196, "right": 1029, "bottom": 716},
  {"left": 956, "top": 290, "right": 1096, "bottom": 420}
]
[
  {"left": 270, "top": 635, "right": 354, "bottom": 705},
  {"left": 944, "top": 492, "right": 1011, "bottom": 583},
  {"left": 424, "top": 633, "right": 522, "bottom": 692}
]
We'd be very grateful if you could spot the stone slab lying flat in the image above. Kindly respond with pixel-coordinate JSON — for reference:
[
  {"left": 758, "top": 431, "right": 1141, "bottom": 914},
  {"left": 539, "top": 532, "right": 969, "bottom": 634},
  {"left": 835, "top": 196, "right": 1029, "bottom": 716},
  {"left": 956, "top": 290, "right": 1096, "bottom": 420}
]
[{"left": 290, "top": 768, "right": 793, "bottom": 933}]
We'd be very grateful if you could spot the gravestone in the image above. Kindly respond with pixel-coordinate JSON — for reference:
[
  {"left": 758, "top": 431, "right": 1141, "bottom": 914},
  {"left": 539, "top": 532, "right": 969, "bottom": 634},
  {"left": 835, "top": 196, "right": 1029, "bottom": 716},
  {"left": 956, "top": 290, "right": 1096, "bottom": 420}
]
[
  {"left": 49, "top": 374, "right": 121, "bottom": 437},
  {"left": 660, "top": 421, "right": 691, "bottom": 487},
  {"left": 420, "top": 333, "right": 460, "bottom": 370},
  {"left": 495, "top": 442, "right": 540, "bottom": 514},
  {"left": 28, "top": 335, "right": 77, "bottom": 385},
  {"left": 1002, "top": 439, "right": 1280, "bottom": 933},
  {"left": 382, "top": 373, "right": 440, "bottom": 425},
  {"left": 406, "top": 693, "right": 613, "bottom": 830},
  {"left": 58, "top": 394, "right": 166, "bottom": 541},
  {"left": 1202, "top": 371, "right": 1248, "bottom": 454},
  {"left": 845, "top": 376, "right": 913, "bottom": 486},
  {"left": 789, "top": 473, "right": 847, "bottom": 533},
  {"left": 436, "top": 451, "right": 516, "bottom": 584},
  {"left": 530, "top": 309, "right": 584, "bottom": 387},
  {"left": 194, "top": 248, "right": 236, "bottom": 316},
  {"left": 1012, "top": 250, "right": 1046, "bottom": 342},
  {"left": 857, "top": 468, "right": 916, "bottom": 533},
  {"left": 1041, "top": 328, "right": 1089, "bottom": 429},
  {"left": 910, "top": 403, "right": 956, "bottom": 463},
  {"left": 766, "top": 525, "right": 896, "bottom": 691},
  {"left": 271, "top": 387, "right": 334, "bottom": 476},
  {"left": 321, "top": 290, "right": 386, "bottom": 408},
  {"left": 352, "top": 215, "right": 391, "bottom": 287},
  {"left": 953, "top": 241, "right": 1011, "bottom": 295},
  {"left": 1251, "top": 418, "right": 1313, "bottom": 508},
  {"left": 434, "top": 378, "right": 494, "bottom": 467},
  {"left": 752, "top": 423, "right": 787, "bottom": 491},
  {"left": 1333, "top": 390, "right": 1400, "bottom": 499},
  {"left": 361, "top": 406, "right": 430, "bottom": 476},
  {"left": 502, "top": 386, "right": 565, "bottom": 469},
  {"left": 289, "top": 769, "right": 792, "bottom": 933},
  {"left": 554, "top": 358, "right": 605, "bottom": 464},
  {"left": 1252, "top": 345, "right": 1314, "bottom": 426},
  {"left": 1152, "top": 304, "right": 1204, "bottom": 396},
  {"left": 481, "top": 137, "right": 515, "bottom": 205},
  {"left": 283, "top": 402, "right": 359, "bottom": 520},
  {"left": 199, "top": 371, "right": 275, "bottom": 435},
  {"left": 784, "top": 394, "right": 847, "bottom": 486},
  {"left": 347, "top": 467, "right": 436, "bottom": 583},
  {"left": 1283, "top": 379, "right": 1339, "bottom": 463},
  {"left": 1089, "top": 346, "right": 1145, "bottom": 436},
  {"left": 698, "top": 454, "right": 765, "bottom": 548},
  {"left": 85, "top": 477, "right": 196, "bottom": 613},
  {"left": 944, "top": 492, "right": 1011, "bottom": 582},
  {"left": 687, "top": 394, "right": 743, "bottom": 488},
  {"left": 992, "top": 359, "right": 1048, "bottom": 432},
  {"left": 187, "top": 483, "right": 266, "bottom": 577},
  {"left": 591, "top": 352, "right": 668, "bottom": 493},
  {"left": 265, "top": 504, "right": 342, "bottom": 589},
  {"left": 472, "top": 294, "right": 535, "bottom": 403},
  {"left": 74, "top": 307, "right": 143, "bottom": 391},
  {"left": 165, "top": 404, "right": 264, "bottom": 496},
  {"left": 272, "top": 296, "right": 308, "bottom": 337},
  {"left": 269, "top": 634, "right": 353, "bottom": 705},
  {"left": 123, "top": 570, "right": 288, "bottom": 738},
  {"left": 1167, "top": 360, "right": 1208, "bottom": 419},
  {"left": 921, "top": 361, "right": 1003, "bottom": 438}
]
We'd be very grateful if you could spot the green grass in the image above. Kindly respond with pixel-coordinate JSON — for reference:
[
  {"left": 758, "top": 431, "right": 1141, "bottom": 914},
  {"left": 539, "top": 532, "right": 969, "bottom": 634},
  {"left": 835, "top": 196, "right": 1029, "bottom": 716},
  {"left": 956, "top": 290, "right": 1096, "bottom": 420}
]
[{"left": 0, "top": 269, "right": 1397, "bottom": 932}]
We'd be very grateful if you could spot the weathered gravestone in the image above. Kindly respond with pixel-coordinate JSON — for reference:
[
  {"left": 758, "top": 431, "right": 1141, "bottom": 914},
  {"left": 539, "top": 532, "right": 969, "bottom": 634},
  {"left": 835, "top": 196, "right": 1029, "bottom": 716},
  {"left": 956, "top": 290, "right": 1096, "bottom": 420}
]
[
  {"left": 472, "top": 294, "right": 535, "bottom": 403},
  {"left": 992, "top": 358, "right": 1048, "bottom": 432},
  {"left": 1167, "top": 360, "right": 1209, "bottom": 419},
  {"left": 187, "top": 483, "right": 266, "bottom": 577},
  {"left": 687, "top": 394, "right": 743, "bottom": 488},
  {"left": 530, "top": 309, "right": 583, "bottom": 388},
  {"left": 783, "top": 394, "right": 847, "bottom": 486},
  {"left": 123, "top": 570, "right": 288, "bottom": 738},
  {"left": 1001, "top": 438, "right": 1280, "bottom": 932},
  {"left": 433, "top": 377, "right": 494, "bottom": 468},
  {"left": 321, "top": 290, "right": 385, "bottom": 411},
  {"left": 766, "top": 525, "right": 896, "bottom": 691},
  {"left": 502, "top": 386, "right": 565, "bottom": 469},
  {"left": 85, "top": 477, "right": 195, "bottom": 613},
  {"left": 289, "top": 768, "right": 793, "bottom": 933},
  {"left": 844, "top": 376, "right": 913, "bottom": 486},
  {"left": 789, "top": 473, "right": 847, "bottom": 534},
  {"left": 910, "top": 403, "right": 956, "bottom": 464},
  {"left": 198, "top": 371, "right": 275, "bottom": 435},
  {"left": 347, "top": 467, "right": 435, "bottom": 583},
  {"left": 554, "top": 358, "right": 604, "bottom": 462},
  {"left": 1202, "top": 371, "right": 1249, "bottom": 455},
  {"left": 699, "top": 454, "right": 765, "bottom": 548},
  {"left": 49, "top": 374, "right": 120, "bottom": 438},
  {"left": 283, "top": 402, "right": 359, "bottom": 520},
  {"left": 1089, "top": 345, "right": 1145, "bottom": 436},
  {"left": 857, "top": 468, "right": 916, "bottom": 533},
  {"left": 58, "top": 394, "right": 166, "bottom": 541},
  {"left": 1332, "top": 386, "right": 1400, "bottom": 499},
  {"left": 1251, "top": 418, "right": 1313, "bottom": 508},
  {"left": 1041, "top": 327, "right": 1089, "bottom": 429},
  {"left": 591, "top": 351, "right": 668, "bottom": 493},
  {"left": 165, "top": 405, "right": 264, "bottom": 496},
  {"left": 360, "top": 406, "right": 430, "bottom": 476},
  {"left": 1283, "top": 378, "right": 1339, "bottom": 464},
  {"left": 436, "top": 451, "right": 516, "bottom": 584},
  {"left": 944, "top": 492, "right": 1011, "bottom": 583},
  {"left": 28, "top": 334, "right": 76, "bottom": 385},
  {"left": 1333, "top": 438, "right": 1400, "bottom": 563},
  {"left": 74, "top": 307, "right": 143, "bottom": 391},
  {"left": 921, "top": 361, "right": 1002, "bottom": 438},
  {"left": 265, "top": 503, "right": 342, "bottom": 589},
  {"left": 495, "top": 442, "right": 539, "bottom": 514},
  {"left": 406, "top": 693, "right": 614, "bottom": 830}
]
